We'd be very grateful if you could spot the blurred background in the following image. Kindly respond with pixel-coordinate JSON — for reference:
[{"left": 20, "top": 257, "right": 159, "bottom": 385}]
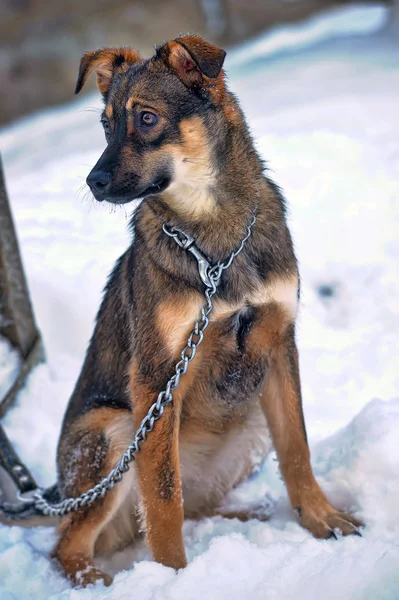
[{"left": 0, "top": 0, "right": 398, "bottom": 127}]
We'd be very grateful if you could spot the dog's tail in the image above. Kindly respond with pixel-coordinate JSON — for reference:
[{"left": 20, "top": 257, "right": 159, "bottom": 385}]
[{"left": 0, "top": 483, "right": 61, "bottom": 527}]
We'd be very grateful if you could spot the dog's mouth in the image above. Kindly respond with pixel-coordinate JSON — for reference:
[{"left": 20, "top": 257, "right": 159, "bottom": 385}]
[
  {"left": 141, "top": 177, "right": 170, "bottom": 198},
  {"left": 96, "top": 177, "right": 171, "bottom": 205}
]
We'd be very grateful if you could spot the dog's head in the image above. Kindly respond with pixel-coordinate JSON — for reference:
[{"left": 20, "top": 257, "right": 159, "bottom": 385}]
[{"left": 76, "top": 36, "right": 228, "bottom": 213}]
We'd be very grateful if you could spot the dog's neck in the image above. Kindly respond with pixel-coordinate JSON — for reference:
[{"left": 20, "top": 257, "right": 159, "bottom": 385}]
[
  {"left": 147, "top": 190, "right": 259, "bottom": 263},
  {"left": 146, "top": 111, "right": 265, "bottom": 258}
]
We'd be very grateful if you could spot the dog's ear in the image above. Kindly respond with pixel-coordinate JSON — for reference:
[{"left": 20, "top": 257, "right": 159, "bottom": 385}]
[
  {"left": 158, "top": 35, "right": 226, "bottom": 88},
  {"left": 75, "top": 47, "right": 141, "bottom": 96}
]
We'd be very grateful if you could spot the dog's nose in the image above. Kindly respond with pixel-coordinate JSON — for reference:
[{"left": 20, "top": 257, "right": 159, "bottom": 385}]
[{"left": 86, "top": 170, "right": 111, "bottom": 197}]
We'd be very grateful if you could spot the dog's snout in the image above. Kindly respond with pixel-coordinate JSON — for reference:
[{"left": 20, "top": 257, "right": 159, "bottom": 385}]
[{"left": 87, "top": 170, "right": 112, "bottom": 198}]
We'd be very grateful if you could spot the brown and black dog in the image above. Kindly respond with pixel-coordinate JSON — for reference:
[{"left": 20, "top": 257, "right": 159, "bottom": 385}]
[{"left": 53, "top": 35, "right": 362, "bottom": 587}]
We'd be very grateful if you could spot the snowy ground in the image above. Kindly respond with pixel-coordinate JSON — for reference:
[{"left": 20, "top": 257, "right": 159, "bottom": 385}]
[{"left": 0, "top": 4, "right": 398, "bottom": 599}]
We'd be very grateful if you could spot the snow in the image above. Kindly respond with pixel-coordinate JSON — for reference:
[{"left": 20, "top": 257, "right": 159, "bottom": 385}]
[{"left": 1, "top": 3, "right": 398, "bottom": 598}]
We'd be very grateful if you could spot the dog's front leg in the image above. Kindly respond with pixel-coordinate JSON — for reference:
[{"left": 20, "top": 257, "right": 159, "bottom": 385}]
[
  {"left": 255, "top": 311, "right": 362, "bottom": 538},
  {"left": 130, "top": 361, "right": 187, "bottom": 570}
]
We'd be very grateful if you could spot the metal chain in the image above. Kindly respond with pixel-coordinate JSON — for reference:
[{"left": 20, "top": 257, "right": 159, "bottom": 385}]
[{"left": 32, "top": 212, "right": 256, "bottom": 517}]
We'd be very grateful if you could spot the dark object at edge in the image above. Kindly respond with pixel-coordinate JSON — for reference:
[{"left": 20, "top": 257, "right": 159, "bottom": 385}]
[{"left": 0, "top": 154, "right": 46, "bottom": 509}]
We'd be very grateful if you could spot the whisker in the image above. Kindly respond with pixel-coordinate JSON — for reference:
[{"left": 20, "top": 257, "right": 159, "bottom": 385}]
[
  {"left": 76, "top": 183, "right": 97, "bottom": 214},
  {"left": 75, "top": 186, "right": 87, "bottom": 199},
  {"left": 117, "top": 204, "right": 129, "bottom": 221}
]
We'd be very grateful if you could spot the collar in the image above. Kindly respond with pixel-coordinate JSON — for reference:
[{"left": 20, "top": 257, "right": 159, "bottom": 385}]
[
  {"left": 162, "top": 224, "right": 213, "bottom": 287},
  {"left": 162, "top": 207, "right": 257, "bottom": 288}
]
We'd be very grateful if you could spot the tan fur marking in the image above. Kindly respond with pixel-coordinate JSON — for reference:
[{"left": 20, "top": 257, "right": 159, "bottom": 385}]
[
  {"left": 125, "top": 97, "right": 137, "bottom": 134},
  {"left": 156, "top": 293, "right": 203, "bottom": 356},
  {"left": 161, "top": 117, "right": 216, "bottom": 218},
  {"left": 250, "top": 274, "right": 299, "bottom": 318},
  {"left": 212, "top": 274, "right": 299, "bottom": 321},
  {"left": 156, "top": 274, "right": 298, "bottom": 357},
  {"left": 125, "top": 96, "right": 134, "bottom": 112},
  {"left": 72, "top": 406, "right": 126, "bottom": 437},
  {"left": 105, "top": 104, "right": 113, "bottom": 119},
  {"left": 130, "top": 361, "right": 187, "bottom": 569}
]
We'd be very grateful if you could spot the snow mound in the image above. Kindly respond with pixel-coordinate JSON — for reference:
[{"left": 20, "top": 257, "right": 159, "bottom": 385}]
[{"left": 313, "top": 398, "right": 399, "bottom": 533}]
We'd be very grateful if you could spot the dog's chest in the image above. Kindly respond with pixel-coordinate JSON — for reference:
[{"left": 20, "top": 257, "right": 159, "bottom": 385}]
[
  {"left": 200, "top": 306, "right": 267, "bottom": 407},
  {"left": 157, "top": 273, "right": 298, "bottom": 357},
  {"left": 156, "top": 273, "right": 298, "bottom": 409}
]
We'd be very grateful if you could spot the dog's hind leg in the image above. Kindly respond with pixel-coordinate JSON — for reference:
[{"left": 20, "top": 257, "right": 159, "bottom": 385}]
[
  {"left": 52, "top": 496, "right": 117, "bottom": 587},
  {"left": 53, "top": 408, "right": 136, "bottom": 587}
]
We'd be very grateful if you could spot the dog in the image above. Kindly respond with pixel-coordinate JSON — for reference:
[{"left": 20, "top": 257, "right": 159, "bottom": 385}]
[{"left": 53, "top": 35, "right": 363, "bottom": 587}]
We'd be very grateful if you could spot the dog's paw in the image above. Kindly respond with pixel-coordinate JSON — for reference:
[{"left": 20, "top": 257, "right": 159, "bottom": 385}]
[
  {"left": 296, "top": 496, "right": 364, "bottom": 539},
  {"left": 74, "top": 566, "right": 113, "bottom": 588}
]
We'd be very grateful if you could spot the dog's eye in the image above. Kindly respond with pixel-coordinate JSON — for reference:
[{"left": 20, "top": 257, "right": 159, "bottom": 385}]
[
  {"left": 139, "top": 112, "right": 158, "bottom": 127},
  {"left": 101, "top": 119, "right": 110, "bottom": 135}
]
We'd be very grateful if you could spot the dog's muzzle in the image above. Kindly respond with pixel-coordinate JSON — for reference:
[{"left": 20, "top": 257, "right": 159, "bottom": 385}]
[{"left": 86, "top": 169, "right": 112, "bottom": 201}]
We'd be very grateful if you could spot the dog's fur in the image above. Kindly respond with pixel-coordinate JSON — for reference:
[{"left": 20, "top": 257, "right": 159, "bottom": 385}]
[{"left": 53, "top": 36, "right": 362, "bottom": 587}]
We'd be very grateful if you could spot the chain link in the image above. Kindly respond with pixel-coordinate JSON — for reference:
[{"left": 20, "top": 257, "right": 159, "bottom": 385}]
[{"left": 33, "top": 211, "right": 256, "bottom": 516}]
